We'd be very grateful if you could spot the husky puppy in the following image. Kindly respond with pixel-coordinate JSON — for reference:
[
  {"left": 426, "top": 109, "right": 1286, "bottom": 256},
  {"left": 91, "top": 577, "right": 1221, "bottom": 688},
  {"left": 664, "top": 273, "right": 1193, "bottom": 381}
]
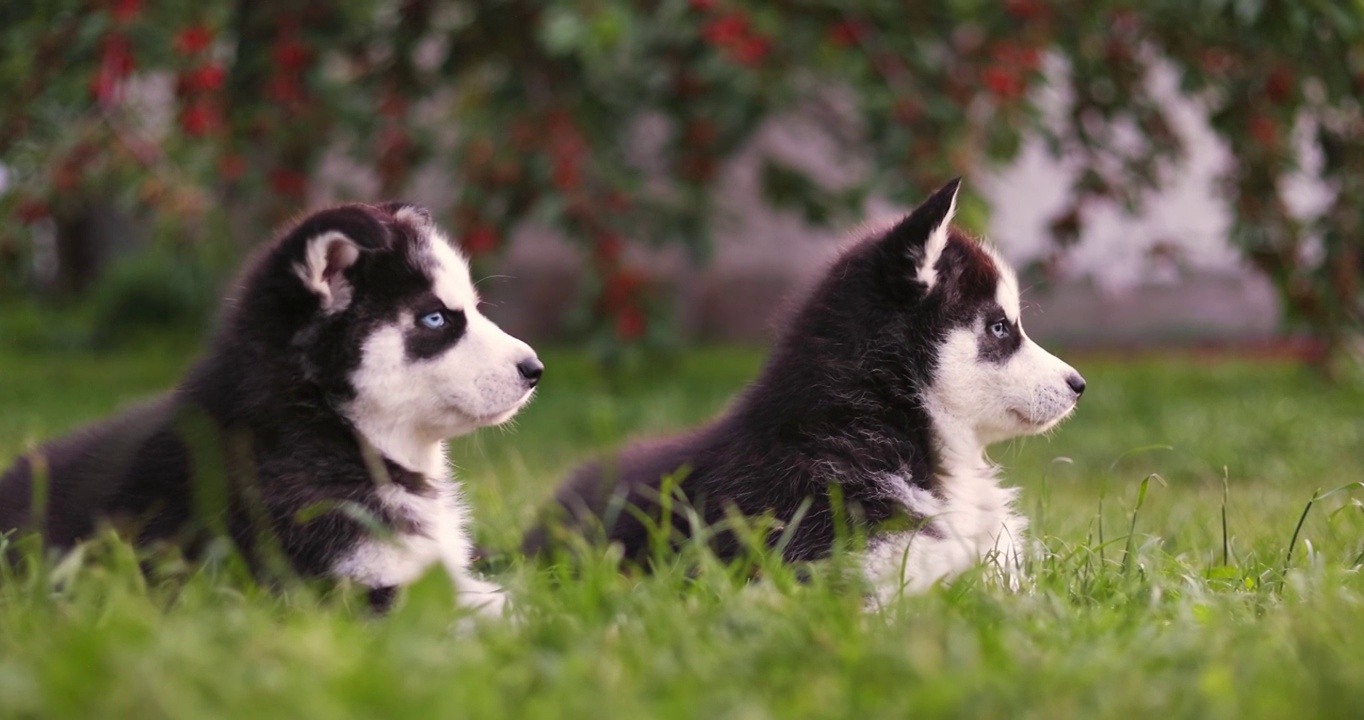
[
  {"left": 523, "top": 179, "right": 1084, "bottom": 602},
  {"left": 0, "top": 203, "right": 542, "bottom": 613}
]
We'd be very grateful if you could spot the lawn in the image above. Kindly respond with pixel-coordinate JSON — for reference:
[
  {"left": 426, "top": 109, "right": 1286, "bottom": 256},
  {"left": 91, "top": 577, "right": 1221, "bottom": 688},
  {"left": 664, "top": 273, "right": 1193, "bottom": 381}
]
[{"left": 1, "top": 338, "right": 1362, "bottom": 719}]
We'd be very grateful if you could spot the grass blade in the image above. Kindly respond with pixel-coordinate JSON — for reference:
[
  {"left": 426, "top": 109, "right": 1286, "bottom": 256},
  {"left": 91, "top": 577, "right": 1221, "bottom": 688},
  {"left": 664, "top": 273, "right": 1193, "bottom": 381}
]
[
  {"left": 1221, "top": 466, "right": 1230, "bottom": 568},
  {"left": 1283, "top": 482, "right": 1364, "bottom": 574},
  {"left": 1122, "top": 473, "right": 1165, "bottom": 575}
]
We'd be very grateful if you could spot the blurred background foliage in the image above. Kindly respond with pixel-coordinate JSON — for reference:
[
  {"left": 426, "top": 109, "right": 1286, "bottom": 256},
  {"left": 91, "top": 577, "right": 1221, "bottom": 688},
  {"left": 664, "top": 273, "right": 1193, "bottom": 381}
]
[{"left": 0, "top": 0, "right": 1360, "bottom": 370}]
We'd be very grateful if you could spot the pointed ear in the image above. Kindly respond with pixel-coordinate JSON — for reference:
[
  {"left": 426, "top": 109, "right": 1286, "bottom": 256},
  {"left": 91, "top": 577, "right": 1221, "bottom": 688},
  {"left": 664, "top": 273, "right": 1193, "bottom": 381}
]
[
  {"left": 883, "top": 177, "right": 961, "bottom": 291},
  {"left": 283, "top": 205, "right": 391, "bottom": 313}
]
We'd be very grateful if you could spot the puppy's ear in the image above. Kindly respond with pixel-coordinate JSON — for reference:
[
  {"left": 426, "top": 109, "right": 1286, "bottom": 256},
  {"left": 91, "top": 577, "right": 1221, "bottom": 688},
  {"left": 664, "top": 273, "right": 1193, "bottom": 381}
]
[
  {"left": 379, "top": 201, "right": 434, "bottom": 227},
  {"left": 881, "top": 177, "right": 961, "bottom": 291},
  {"left": 282, "top": 205, "right": 390, "bottom": 312}
]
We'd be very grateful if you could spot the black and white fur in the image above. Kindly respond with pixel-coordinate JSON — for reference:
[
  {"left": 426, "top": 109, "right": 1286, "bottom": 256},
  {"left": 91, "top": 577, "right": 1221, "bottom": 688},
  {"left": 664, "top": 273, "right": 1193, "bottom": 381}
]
[
  {"left": 523, "top": 179, "right": 1084, "bottom": 603},
  {"left": 0, "top": 203, "right": 541, "bottom": 614}
]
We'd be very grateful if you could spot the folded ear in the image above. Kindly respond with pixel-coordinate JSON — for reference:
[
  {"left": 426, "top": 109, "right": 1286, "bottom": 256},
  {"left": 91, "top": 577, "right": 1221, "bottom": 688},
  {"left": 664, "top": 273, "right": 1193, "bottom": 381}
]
[
  {"left": 882, "top": 177, "right": 961, "bottom": 291},
  {"left": 379, "top": 201, "right": 434, "bottom": 228},
  {"left": 283, "top": 205, "right": 391, "bottom": 313}
]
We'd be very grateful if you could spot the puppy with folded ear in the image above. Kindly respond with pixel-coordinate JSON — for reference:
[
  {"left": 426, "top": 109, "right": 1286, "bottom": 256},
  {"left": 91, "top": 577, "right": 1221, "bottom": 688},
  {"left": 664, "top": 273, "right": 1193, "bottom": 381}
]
[{"left": 0, "top": 203, "right": 544, "bottom": 614}]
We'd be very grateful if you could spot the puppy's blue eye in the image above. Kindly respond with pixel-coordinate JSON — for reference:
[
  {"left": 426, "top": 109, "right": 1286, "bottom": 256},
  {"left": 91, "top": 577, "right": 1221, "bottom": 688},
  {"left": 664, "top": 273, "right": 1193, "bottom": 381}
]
[
  {"left": 990, "top": 321, "right": 1010, "bottom": 339},
  {"left": 419, "top": 311, "right": 446, "bottom": 329}
]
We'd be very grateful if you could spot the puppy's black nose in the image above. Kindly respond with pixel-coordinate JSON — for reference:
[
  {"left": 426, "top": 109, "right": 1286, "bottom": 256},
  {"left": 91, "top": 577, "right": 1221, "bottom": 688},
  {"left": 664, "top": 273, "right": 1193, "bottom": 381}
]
[
  {"left": 1067, "top": 373, "right": 1087, "bottom": 397},
  {"left": 517, "top": 358, "right": 544, "bottom": 387}
]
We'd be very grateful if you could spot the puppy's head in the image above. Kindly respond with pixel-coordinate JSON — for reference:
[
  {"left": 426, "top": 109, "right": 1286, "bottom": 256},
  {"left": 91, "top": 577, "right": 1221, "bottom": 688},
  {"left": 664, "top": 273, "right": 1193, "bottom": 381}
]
[
  {"left": 252, "top": 203, "right": 542, "bottom": 443},
  {"left": 814, "top": 179, "right": 1085, "bottom": 445},
  {"left": 904, "top": 181, "right": 1084, "bottom": 443}
]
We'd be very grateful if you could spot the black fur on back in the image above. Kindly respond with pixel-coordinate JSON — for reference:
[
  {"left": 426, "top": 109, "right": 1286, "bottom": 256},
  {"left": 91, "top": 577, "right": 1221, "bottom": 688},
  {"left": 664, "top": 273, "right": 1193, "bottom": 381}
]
[
  {"left": 0, "top": 202, "right": 447, "bottom": 588},
  {"left": 523, "top": 179, "right": 1008, "bottom": 564}
]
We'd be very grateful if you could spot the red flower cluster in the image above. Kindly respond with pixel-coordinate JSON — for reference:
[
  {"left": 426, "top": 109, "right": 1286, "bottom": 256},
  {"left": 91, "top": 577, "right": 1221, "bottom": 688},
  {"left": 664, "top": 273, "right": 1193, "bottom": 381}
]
[
  {"left": 981, "top": 41, "right": 1041, "bottom": 102},
  {"left": 266, "top": 29, "right": 311, "bottom": 106},
  {"left": 601, "top": 268, "right": 649, "bottom": 341},
  {"left": 175, "top": 25, "right": 214, "bottom": 55},
  {"left": 181, "top": 64, "right": 225, "bottom": 93},
  {"left": 1265, "top": 67, "right": 1294, "bottom": 103},
  {"left": 982, "top": 66, "right": 1022, "bottom": 100},
  {"left": 170, "top": 22, "right": 225, "bottom": 137},
  {"left": 593, "top": 231, "right": 623, "bottom": 265},
  {"left": 1003, "top": 0, "right": 1049, "bottom": 21},
  {"left": 16, "top": 199, "right": 50, "bottom": 225},
  {"left": 1249, "top": 115, "right": 1278, "bottom": 147},
  {"left": 268, "top": 168, "right": 307, "bottom": 198},
  {"left": 548, "top": 113, "right": 588, "bottom": 192},
  {"left": 273, "top": 36, "right": 310, "bottom": 70},
  {"left": 179, "top": 103, "right": 220, "bottom": 137},
  {"left": 110, "top": 0, "right": 141, "bottom": 24},
  {"left": 677, "top": 118, "right": 719, "bottom": 183},
  {"left": 700, "top": 12, "right": 771, "bottom": 67},
  {"left": 90, "top": 33, "right": 134, "bottom": 106},
  {"left": 615, "top": 307, "right": 647, "bottom": 341},
  {"left": 826, "top": 20, "right": 865, "bottom": 48},
  {"left": 463, "top": 225, "right": 500, "bottom": 255}
]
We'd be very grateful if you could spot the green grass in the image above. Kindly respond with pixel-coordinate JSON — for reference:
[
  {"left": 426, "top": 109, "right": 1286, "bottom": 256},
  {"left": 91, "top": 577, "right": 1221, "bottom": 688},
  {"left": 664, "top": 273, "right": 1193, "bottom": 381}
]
[{"left": 2, "top": 340, "right": 1363, "bottom": 719}]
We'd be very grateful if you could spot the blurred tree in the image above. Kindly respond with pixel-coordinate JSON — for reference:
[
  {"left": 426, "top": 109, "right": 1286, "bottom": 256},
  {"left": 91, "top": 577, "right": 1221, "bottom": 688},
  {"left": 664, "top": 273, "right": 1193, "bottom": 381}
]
[{"left": 0, "top": 0, "right": 1360, "bottom": 370}]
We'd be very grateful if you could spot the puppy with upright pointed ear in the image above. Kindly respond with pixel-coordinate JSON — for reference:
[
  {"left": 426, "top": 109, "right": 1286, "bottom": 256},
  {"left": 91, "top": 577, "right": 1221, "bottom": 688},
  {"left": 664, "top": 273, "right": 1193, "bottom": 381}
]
[
  {"left": 0, "top": 203, "right": 543, "bottom": 614},
  {"left": 882, "top": 176, "right": 960, "bottom": 292},
  {"left": 525, "top": 178, "right": 1085, "bottom": 604}
]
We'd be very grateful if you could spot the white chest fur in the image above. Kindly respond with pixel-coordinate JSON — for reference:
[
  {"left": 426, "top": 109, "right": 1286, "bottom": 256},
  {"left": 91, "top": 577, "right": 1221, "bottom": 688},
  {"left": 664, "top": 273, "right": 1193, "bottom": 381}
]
[
  {"left": 330, "top": 443, "right": 504, "bottom": 614},
  {"left": 861, "top": 458, "right": 1028, "bottom": 605}
]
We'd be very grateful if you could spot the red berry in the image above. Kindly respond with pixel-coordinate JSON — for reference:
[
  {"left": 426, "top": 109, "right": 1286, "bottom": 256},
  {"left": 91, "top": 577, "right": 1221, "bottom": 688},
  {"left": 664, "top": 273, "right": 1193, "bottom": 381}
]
[
  {"left": 186, "top": 64, "right": 226, "bottom": 92},
  {"left": 551, "top": 158, "right": 578, "bottom": 189},
  {"left": 104, "top": 34, "right": 135, "bottom": 77},
  {"left": 1004, "top": 0, "right": 1047, "bottom": 21},
  {"left": 268, "top": 168, "right": 308, "bottom": 198},
  {"left": 827, "top": 21, "right": 863, "bottom": 48},
  {"left": 464, "top": 226, "right": 499, "bottom": 255},
  {"left": 91, "top": 34, "right": 134, "bottom": 105},
  {"left": 16, "top": 199, "right": 50, "bottom": 225},
  {"left": 983, "top": 65, "right": 1023, "bottom": 100},
  {"left": 730, "top": 35, "right": 770, "bottom": 67},
  {"left": 272, "top": 37, "right": 309, "bottom": 70},
  {"left": 1265, "top": 67, "right": 1294, "bottom": 102},
  {"left": 991, "top": 41, "right": 1040, "bottom": 73},
  {"left": 594, "top": 232, "right": 623, "bottom": 264},
  {"left": 90, "top": 72, "right": 117, "bottom": 105},
  {"left": 602, "top": 269, "right": 645, "bottom": 311},
  {"left": 701, "top": 14, "right": 749, "bottom": 46},
  {"left": 266, "top": 74, "right": 303, "bottom": 104},
  {"left": 175, "top": 25, "right": 214, "bottom": 55},
  {"left": 615, "top": 307, "right": 647, "bottom": 341},
  {"left": 111, "top": 0, "right": 141, "bottom": 23},
  {"left": 179, "top": 102, "right": 219, "bottom": 137},
  {"left": 1249, "top": 115, "right": 1277, "bottom": 146}
]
